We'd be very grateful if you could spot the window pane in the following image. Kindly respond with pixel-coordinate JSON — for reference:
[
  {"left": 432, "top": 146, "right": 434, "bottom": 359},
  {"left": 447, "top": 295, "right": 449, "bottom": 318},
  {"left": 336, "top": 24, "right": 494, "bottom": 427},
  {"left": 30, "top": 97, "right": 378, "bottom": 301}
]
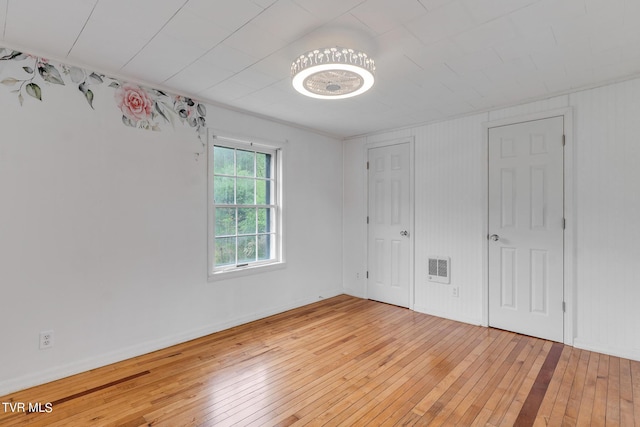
[
  {"left": 257, "top": 208, "right": 272, "bottom": 234},
  {"left": 256, "top": 179, "right": 272, "bottom": 205},
  {"left": 213, "top": 146, "right": 234, "bottom": 175},
  {"left": 215, "top": 208, "right": 236, "bottom": 237},
  {"left": 236, "top": 178, "right": 255, "bottom": 204},
  {"left": 236, "top": 150, "right": 255, "bottom": 177},
  {"left": 238, "top": 236, "right": 256, "bottom": 263},
  {"left": 237, "top": 208, "right": 256, "bottom": 235},
  {"left": 214, "top": 176, "right": 234, "bottom": 204},
  {"left": 211, "top": 142, "right": 279, "bottom": 273},
  {"left": 256, "top": 152, "right": 271, "bottom": 179},
  {"left": 215, "top": 237, "right": 236, "bottom": 267},
  {"left": 258, "top": 235, "right": 271, "bottom": 260}
]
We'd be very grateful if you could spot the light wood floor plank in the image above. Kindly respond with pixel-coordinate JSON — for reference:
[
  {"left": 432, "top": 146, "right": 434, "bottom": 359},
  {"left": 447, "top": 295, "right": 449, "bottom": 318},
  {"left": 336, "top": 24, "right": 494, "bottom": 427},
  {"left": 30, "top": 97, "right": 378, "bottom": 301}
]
[
  {"left": 631, "top": 360, "right": 640, "bottom": 424},
  {"left": 607, "top": 356, "right": 621, "bottom": 426},
  {"left": 366, "top": 328, "right": 487, "bottom": 425},
  {"left": 442, "top": 336, "right": 528, "bottom": 425},
  {"left": 276, "top": 316, "right": 444, "bottom": 426},
  {"left": 575, "top": 349, "right": 600, "bottom": 425},
  {"left": 1, "top": 295, "right": 639, "bottom": 426},
  {"left": 500, "top": 341, "right": 553, "bottom": 426},
  {"left": 532, "top": 345, "right": 572, "bottom": 426},
  {"left": 545, "top": 347, "right": 582, "bottom": 426},
  {"left": 592, "top": 353, "right": 610, "bottom": 425},
  {"left": 563, "top": 348, "right": 591, "bottom": 425},
  {"left": 372, "top": 327, "right": 488, "bottom": 426},
  {"left": 428, "top": 331, "right": 516, "bottom": 426},
  {"left": 290, "top": 316, "right": 454, "bottom": 426},
  {"left": 619, "top": 358, "right": 635, "bottom": 427}
]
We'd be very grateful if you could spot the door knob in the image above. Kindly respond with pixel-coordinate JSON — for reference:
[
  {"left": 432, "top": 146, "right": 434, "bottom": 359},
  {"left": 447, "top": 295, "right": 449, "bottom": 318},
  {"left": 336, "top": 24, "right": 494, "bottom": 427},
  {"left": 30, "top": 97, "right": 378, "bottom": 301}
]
[
  {"left": 489, "top": 234, "right": 499, "bottom": 242},
  {"left": 400, "top": 230, "right": 409, "bottom": 237}
]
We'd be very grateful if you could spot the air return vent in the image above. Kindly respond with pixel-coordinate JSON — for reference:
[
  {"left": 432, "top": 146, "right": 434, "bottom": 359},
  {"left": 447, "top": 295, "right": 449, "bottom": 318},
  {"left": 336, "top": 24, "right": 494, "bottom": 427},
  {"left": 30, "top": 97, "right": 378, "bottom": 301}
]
[{"left": 428, "top": 256, "right": 450, "bottom": 284}]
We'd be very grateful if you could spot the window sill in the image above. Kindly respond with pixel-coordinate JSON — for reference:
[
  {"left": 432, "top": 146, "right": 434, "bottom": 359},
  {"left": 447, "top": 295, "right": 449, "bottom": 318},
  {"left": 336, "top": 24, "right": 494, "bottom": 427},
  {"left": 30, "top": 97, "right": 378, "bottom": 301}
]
[{"left": 208, "top": 261, "right": 286, "bottom": 282}]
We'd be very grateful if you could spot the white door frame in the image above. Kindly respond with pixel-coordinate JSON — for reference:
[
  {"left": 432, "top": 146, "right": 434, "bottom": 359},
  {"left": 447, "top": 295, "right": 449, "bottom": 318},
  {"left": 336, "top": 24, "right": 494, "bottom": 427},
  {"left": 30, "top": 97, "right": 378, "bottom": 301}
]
[
  {"left": 364, "top": 137, "right": 415, "bottom": 310},
  {"left": 482, "top": 108, "right": 575, "bottom": 346}
]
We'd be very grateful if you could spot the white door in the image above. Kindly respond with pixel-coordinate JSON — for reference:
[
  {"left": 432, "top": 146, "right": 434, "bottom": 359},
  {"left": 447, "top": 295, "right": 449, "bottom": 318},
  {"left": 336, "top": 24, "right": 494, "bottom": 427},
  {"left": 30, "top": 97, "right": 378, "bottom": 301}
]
[
  {"left": 367, "top": 143, "right": 411, "bottom": 308},
  {"left": 488, "top": 117, "right": 564, "bottom": 342}
]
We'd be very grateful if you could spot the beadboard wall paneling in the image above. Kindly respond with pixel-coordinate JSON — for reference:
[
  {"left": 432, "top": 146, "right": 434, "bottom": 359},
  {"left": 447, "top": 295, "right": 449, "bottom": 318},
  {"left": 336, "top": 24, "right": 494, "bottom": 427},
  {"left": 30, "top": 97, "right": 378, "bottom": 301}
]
[
  {"left": 343, "top": 114, "right": 487, "bottom": 325},
  {"left": 570, "top": 80, "right": 640, "bottom": 360},
  {"left": 413, "top": 114, "right": 487, "bottom": 324},
  {"left": 344, "top": 76, "right": 640, "bottom": 361}
]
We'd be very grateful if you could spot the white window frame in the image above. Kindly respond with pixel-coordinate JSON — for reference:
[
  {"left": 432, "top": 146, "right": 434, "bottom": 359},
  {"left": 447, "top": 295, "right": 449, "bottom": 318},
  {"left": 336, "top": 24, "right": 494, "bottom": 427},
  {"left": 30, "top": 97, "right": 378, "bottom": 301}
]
[{"left": 208, "top": 132, "right": 285, "bottom": 280}]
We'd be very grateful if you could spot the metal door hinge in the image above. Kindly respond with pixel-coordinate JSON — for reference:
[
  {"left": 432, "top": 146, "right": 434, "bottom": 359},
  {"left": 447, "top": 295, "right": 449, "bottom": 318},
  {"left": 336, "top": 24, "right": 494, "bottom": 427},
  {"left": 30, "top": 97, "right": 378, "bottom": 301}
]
[
  {"left": 366, "top": 271, "right": 369, "bottom": 279},
  {"left": 366, "top": 161, "right": 369, "bottom": 169},
  {"left": 367, "top": 216, "right": 369, "bottom": 224},
  {"left": 562, "top": 301, "right": 566, "bottom": 312},
  {"left": 563, "top": 218, "right": 566, "bottom": 229},
  {"left": 562, "top": 134, "right": 566, "bottom": 146}
]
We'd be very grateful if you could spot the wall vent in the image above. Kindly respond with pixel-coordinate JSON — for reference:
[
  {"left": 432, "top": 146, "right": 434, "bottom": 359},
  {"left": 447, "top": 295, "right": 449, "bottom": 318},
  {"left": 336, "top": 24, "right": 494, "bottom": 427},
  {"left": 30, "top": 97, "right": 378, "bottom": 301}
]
[{"left": 428, "top": 256, "right": 450, "bottom": 284}]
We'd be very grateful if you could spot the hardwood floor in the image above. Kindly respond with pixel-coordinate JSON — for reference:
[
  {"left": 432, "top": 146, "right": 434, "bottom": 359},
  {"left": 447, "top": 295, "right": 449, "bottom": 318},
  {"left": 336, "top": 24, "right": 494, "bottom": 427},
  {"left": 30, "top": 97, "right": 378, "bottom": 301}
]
[{"left": 1, "top": 295, "right": 638, "bottom": 426}]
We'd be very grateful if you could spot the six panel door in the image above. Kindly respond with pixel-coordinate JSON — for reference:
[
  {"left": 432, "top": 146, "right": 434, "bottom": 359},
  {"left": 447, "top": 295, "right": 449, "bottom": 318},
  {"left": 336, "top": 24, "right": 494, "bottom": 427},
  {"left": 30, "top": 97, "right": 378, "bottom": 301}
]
[
  {"left": 367, "top": 143, "right": 411, "bottom": 308},
  {"left": 488, "top": 116, "right": 564, "bottom": 342}
]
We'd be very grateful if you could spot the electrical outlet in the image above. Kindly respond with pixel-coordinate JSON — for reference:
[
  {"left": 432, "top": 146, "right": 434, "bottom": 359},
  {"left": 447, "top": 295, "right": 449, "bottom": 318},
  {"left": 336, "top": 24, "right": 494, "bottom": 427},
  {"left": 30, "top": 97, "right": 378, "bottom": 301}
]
[
  {"left": 452, "top": 287, "right": 459, "bottom": 298},
  {"left": 39, "top": 330, "right": 54, "bottom": 350}
]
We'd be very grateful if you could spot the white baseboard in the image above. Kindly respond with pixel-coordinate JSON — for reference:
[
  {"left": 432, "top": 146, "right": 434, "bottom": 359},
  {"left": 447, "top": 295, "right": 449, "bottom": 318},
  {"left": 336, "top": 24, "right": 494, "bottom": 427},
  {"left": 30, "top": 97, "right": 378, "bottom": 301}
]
[
  {"left": 0, "top": 291, "right": 343, "bottom": 396},
  {"left": 413, "top": 305, "right": 483, "bottom": 327},
  {"left": 342, "top": 288, "right": 365, "bottom": 299},
  {"left": 572, "top": 338, "right": 640, "bottom": 362}
]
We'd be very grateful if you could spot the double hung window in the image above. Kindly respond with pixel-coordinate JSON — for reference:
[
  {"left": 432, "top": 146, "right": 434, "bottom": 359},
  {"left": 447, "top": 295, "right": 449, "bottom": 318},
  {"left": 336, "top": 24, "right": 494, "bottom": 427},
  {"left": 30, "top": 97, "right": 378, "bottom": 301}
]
[{"left": 209, "top": 137, "right": 281, "bottom": 277}]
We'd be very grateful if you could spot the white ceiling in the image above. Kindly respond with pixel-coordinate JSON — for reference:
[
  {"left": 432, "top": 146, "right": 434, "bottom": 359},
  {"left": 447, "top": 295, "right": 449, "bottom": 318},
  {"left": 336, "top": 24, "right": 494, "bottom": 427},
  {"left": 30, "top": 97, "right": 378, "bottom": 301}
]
[{"left": 2, "top": 0, "right": 640, "bottom": 138}]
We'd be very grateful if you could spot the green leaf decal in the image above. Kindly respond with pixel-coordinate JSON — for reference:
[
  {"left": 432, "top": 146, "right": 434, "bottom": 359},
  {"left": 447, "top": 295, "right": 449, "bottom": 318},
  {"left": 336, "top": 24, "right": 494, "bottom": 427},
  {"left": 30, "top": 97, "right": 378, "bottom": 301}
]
[
  {"left": 0, "top": 49, "right": 206, "bottom": 140},
  {"left": 38, "top": 63, "right": 65, "bottom": 85},
  {"left": 0, "top": 51, "right": 25, "bottom": 61},
  {"left": 122, "top": 115, "right": 136, "bottom": 127},
  {"left": 88, "top": 72, "right": 103, "bottom": 84},
  {"left": 26, "top": 83, "right": 42, "bottom": 100},
  {"left": 155, "top": 102, "right": 170, "bottom": 123},
  {"left": 1, "top": 77, "right": 20, "bottom": 85},
  {"left": 85, "top": 89, "right": 94, "bottom": 109}
]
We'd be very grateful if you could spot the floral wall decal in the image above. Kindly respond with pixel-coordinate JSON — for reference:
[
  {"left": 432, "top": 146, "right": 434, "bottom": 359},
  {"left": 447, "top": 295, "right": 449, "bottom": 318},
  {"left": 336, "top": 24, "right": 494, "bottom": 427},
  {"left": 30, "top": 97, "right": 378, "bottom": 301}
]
[{"left": 0, "top": 47, "right": 207, "bottom": 140}]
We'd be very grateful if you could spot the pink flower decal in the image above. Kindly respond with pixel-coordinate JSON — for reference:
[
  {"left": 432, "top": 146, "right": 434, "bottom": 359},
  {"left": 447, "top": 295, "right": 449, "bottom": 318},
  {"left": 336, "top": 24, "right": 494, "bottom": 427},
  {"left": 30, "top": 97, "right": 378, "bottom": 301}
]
[
  {"left": 2, "top": 48, "right": 206, "bottom": 139},
  {"left": 115, "top": 83, "right": 153, "bottom": 121}
]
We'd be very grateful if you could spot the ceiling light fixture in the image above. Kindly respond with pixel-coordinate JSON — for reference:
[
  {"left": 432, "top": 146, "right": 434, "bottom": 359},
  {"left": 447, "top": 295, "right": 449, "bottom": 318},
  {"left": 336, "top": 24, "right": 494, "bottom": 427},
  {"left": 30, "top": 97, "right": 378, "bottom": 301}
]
[{"left": 291, "top": 47, "right": 375, "bottom": 99}]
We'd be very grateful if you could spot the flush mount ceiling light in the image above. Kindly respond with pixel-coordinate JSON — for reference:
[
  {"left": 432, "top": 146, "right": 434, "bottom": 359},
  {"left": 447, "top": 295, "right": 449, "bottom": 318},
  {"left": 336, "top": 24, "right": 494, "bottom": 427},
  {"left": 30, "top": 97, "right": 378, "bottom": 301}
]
[{"left": 291, "top": 47, "right": 376, "bottom": 99}]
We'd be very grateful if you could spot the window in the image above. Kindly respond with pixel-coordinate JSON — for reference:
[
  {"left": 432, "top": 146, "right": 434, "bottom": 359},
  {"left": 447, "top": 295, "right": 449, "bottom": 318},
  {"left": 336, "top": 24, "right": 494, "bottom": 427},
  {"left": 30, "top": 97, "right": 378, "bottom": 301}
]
[{"left": 209, "top": 136, "right": 282, "bottom": 277}]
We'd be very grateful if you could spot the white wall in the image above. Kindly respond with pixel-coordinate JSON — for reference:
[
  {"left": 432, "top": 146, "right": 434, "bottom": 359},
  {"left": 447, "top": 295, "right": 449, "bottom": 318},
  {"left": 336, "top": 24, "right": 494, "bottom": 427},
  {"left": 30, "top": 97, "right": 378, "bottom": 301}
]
[
  {"left": 0, "top": 54, "right": 343, "bottom": 395},
  {"left": 343, "top": 117, "right": 487, "bottom": 325},
  {"left": 344, "top": 79, "right": 640, "bottom": 361},
  {"left": 569, "top": 80, "right": 640, "bottom": 359}
]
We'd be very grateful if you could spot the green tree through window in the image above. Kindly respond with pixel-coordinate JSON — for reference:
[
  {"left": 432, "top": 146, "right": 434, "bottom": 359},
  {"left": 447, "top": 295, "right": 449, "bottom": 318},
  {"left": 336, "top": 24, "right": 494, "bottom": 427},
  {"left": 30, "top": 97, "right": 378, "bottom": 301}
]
[{"left": 211, "top": 142, "right": 278, "bottom": 272}]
